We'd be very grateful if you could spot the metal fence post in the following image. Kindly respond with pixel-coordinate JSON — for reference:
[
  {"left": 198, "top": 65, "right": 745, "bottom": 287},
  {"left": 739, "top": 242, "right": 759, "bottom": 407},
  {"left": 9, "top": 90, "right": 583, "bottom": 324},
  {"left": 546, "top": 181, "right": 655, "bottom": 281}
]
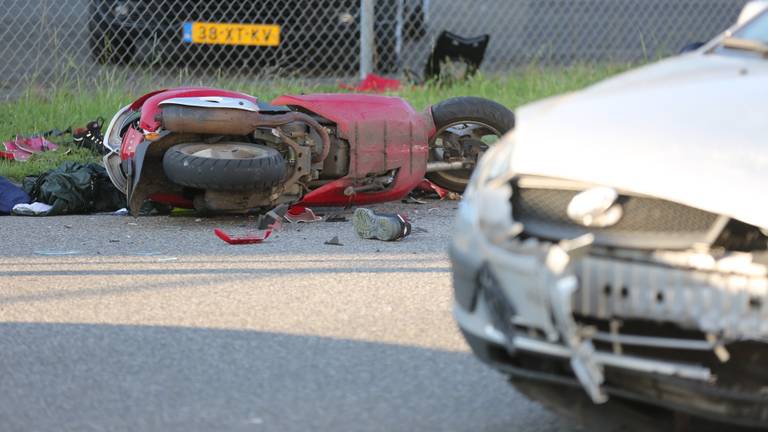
[
  {"left": 360, "top": 0, "right": 375, "bottom": 79},
  {"left": 395, "top": 0, "right": 404, "bottom": 62}
]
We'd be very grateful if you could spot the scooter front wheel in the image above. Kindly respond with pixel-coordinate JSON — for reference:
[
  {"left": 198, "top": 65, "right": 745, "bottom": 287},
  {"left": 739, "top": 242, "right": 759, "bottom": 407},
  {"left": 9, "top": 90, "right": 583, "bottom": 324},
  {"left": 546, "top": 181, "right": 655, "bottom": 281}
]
[
  {"left": 162, "top": 142, "right": 285, "bottom": 191},
  {"left": 428, "top": 97, "right": 514, "bottom": 192}
]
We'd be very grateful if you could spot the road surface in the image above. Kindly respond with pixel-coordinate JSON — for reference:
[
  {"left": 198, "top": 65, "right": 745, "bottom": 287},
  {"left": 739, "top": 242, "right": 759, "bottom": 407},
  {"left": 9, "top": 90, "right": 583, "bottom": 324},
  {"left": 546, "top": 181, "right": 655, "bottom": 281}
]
[{"left": 0, "top": 201, "right": 578, "bottom": 431}]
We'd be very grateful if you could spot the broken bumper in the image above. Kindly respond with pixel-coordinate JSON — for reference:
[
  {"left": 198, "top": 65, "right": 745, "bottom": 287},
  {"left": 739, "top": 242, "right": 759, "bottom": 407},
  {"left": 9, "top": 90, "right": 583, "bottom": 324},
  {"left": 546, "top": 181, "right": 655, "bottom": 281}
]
[{"left": 451, "top": 201, "right": 768, "bottom": 426}]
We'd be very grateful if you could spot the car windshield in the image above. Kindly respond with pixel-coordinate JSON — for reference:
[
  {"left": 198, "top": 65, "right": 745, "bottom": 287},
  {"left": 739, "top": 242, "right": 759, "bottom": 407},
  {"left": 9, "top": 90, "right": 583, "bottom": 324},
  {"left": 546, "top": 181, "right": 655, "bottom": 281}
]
[
  {"left": 720, "top": 10, "right": 768, "bottom": 55},
  {"left": 735, "top": 9, "right": 768, "bottom": 41}
]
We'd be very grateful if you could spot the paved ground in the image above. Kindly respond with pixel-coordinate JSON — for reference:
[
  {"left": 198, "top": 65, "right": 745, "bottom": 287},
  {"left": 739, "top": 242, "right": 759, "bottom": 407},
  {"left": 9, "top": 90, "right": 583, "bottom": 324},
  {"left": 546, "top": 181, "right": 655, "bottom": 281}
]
[{"left": 0, "top": 201, "right": 578, "bottom": 432}]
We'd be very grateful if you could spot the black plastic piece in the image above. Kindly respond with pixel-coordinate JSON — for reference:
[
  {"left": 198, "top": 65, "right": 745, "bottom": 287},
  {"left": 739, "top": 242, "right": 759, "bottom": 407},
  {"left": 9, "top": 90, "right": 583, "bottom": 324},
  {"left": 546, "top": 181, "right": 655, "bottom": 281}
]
[{"left": 424, "top": 31, "right": 490, "bottom": 81}]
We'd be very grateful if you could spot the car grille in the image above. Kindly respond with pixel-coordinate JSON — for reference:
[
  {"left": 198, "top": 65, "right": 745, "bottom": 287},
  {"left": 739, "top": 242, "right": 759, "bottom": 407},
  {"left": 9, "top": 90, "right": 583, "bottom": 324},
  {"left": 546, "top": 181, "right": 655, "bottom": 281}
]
[{"left": 510, "top": 177, "right": 726, "bottom": 250}]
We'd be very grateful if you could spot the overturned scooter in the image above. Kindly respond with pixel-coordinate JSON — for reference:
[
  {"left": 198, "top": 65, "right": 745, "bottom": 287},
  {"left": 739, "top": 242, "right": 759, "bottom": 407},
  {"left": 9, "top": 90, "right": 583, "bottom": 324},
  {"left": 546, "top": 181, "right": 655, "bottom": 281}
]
[{"left": 102, "top": 87, "right": 513, "bottom": 215}]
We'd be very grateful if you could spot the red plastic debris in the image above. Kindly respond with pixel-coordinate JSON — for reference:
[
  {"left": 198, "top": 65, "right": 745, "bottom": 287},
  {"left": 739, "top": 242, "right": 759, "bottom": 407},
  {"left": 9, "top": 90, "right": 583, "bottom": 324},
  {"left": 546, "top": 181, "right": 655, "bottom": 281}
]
[
  {"left": 415, "top": 179, "right": 450, "bottom": 199},
  {"left": 214, "top": 228, "right": 273, "bottom": 245},
  {"left": 284, "top": 205, "right": 322, "bottom": 223},
  {"left": 3, "top": 136, "right": 58, "bottom": 161},
  {"left": 339, "top": 73, "right": 401, "bottom": 93}
]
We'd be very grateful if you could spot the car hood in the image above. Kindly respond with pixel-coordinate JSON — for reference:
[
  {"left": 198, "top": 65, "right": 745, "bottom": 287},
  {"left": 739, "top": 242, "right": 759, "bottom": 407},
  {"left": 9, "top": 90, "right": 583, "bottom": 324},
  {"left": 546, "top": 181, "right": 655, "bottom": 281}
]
[{"left": 510, "top": 53, "right": 768, "bottom": 229}]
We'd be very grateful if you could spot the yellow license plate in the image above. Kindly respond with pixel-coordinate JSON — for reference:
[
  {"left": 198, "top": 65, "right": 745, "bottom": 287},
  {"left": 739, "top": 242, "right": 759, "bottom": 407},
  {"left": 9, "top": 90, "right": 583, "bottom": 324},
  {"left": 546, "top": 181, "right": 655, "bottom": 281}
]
[{"left": 182, "top": 22, "right": 281, "bottom": 46}]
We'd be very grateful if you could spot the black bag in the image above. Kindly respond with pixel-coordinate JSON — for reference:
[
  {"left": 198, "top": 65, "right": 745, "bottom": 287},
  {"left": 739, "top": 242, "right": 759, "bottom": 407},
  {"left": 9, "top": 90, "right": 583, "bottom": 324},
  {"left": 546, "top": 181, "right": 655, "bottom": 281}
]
[{"left": 22, "top": 162, "right": 125, "bottom": 215}]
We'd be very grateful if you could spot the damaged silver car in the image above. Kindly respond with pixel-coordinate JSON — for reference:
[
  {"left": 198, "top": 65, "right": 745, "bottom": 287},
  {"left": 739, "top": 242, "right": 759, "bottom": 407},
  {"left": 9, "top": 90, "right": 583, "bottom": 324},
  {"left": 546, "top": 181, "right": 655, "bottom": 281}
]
[{"left": 451, "top": 3, "right": 768, "bottom": 430}]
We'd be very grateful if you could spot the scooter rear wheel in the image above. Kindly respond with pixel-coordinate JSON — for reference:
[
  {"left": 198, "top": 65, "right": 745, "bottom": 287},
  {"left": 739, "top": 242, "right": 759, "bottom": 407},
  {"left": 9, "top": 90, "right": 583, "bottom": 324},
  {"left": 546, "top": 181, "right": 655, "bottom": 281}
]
[
  {"left": 162, "top": 142, "right": 285, "bottom": 191},
  {"left": 428, "top": 97, "right": 514, "bottom": 192}
]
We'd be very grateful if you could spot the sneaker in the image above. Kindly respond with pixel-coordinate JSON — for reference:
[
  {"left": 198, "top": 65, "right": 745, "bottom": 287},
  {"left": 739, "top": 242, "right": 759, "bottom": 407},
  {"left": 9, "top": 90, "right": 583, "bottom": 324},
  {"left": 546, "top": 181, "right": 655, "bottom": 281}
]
[
  {"left": 73, "top": 117, "right": 105, "bottom": 154},
  {"left": 353, "top": 208, "right": 412, "bottom": 241}
]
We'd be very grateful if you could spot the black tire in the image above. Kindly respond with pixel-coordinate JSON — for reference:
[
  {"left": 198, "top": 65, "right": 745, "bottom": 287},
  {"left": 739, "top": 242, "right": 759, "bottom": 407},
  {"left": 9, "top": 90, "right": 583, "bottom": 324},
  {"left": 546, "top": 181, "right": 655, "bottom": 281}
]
[
  {"left": 162, "top": 142, "right": 285, "bottom": 192},
  {"left": 427, "top": 97, "right": 515, "bottom": 192}
]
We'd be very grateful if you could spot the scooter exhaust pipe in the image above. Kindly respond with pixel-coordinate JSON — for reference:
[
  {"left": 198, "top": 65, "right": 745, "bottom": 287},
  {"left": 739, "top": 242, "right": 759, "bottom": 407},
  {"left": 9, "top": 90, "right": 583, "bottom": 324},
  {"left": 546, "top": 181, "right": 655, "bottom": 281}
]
[
  {"left": 160, "top": 105, "right": 257, "bottom": 135},
  {"left": 158, "top": 104, "right": 331, "bottom": 163}
]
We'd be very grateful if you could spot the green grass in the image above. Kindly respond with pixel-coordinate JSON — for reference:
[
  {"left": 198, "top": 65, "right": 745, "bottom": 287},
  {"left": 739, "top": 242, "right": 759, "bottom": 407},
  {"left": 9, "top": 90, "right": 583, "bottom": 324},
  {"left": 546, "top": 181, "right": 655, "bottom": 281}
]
[{"left": 0, "top": 64, "right": 632, "bottom": 182}]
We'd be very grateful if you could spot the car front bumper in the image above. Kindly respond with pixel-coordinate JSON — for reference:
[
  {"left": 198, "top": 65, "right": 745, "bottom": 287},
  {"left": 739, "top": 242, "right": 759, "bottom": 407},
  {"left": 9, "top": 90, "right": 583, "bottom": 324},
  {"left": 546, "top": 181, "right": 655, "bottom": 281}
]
[{"left": 451, "top": 197, "right": 768, "bottom": 426}]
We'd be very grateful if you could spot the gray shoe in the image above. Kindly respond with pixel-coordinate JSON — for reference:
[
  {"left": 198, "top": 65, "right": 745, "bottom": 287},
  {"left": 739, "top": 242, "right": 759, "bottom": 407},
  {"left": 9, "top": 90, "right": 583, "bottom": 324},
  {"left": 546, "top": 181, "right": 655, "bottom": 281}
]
[{"left": 353, "top": 208, "right": 412, "bottom": 241}]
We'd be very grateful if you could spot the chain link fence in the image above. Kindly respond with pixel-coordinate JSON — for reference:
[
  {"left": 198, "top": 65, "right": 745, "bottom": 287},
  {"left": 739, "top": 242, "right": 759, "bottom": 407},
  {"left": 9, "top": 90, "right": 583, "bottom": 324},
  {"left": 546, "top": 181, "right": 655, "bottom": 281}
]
[{"left": 0, "top": 0, "right": 749, "bottom": 98}]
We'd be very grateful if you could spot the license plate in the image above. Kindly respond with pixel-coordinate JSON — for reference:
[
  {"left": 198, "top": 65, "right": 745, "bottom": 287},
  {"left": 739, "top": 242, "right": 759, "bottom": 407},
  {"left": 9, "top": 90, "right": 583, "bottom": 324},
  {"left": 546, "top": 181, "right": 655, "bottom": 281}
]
[{"left": 182, "top": 22, "right": 281, "bottom": 46}]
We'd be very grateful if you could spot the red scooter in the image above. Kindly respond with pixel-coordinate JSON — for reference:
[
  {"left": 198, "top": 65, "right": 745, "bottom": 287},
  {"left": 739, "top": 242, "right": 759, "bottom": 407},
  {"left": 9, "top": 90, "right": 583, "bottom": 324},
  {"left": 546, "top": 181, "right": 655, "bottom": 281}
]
[{"left": 102, "top": 87, "right": 514, "bottom": 215}]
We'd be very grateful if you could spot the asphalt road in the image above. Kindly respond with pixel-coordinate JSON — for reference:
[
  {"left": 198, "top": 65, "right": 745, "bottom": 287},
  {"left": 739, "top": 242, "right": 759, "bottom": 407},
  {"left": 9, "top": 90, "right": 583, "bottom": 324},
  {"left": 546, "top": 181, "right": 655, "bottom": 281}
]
[{"left": 0, "top": 201, "right": 579, "bottom": 432}]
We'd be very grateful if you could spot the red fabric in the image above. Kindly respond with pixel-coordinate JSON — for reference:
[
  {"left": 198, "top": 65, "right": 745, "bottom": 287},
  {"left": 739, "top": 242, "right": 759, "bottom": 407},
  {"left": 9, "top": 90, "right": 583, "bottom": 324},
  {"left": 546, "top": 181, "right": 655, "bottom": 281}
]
[
  {"left": 3, "top": 136, "right": 58, "bottom": 162},
  {"left": 339, "top": 73, "right": 401, "bottom": 93},
  {"left": 0, "top": 150, "right": 14, "bottom": 160}
]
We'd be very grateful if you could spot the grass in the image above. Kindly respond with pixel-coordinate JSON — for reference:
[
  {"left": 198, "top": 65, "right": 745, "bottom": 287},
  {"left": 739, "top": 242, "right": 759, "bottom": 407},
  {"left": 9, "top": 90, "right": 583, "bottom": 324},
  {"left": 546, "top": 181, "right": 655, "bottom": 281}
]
[{"left": 0, "top": 64, "right": 632, "bottom": 182}]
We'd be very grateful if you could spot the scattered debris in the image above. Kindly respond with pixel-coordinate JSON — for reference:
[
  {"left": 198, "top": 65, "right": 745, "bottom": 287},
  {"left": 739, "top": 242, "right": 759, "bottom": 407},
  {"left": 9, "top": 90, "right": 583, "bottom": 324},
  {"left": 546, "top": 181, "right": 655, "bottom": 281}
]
[
  {"left": 109, "top": 239, "right": 120, "bottom": 243},
  {"left": 424, "top": 31, "right": 490, "bottom": 83},
  {"left": 325, "top": 213, "right": 348, "bottom": 223},
  {"left": 12, "top": 202, "right": 53, "bottom": 216},
  {"left": 214, "top": 204, "right": 287, "bottom": 245},
  {"left": 261, "top": 204, "right": 290, "bottom": 229},
  {"left": 401, "top": 196, "right": 428, "bottom": 205},
  {"left": 413, "top": 227, "right": 429, "bottom": 234},
  {"left": 411, "top": 179, "right": 461, "bottom": 201},
  {"left": 2, "top": 136, "right": 58, "bottom": 162},
  {"left": 214, "top": 228, "right": 273, "bottom": 245},
  {"left": 285, "top": 206, "right": 322, "bottom": 223},
  {"left": 2, "top": 119, "right": 105, "bottom": 162},
  {"left": 324, "top": 235, "right": 344, "bottom": 246},
  {"left": 113, "top": 208, "right": 129, "bottom": 216}
]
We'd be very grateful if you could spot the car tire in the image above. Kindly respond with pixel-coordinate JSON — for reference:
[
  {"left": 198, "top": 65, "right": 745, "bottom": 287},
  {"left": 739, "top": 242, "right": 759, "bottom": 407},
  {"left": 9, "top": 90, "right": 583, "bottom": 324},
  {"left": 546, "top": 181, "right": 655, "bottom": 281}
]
[
  {"left": 162, "top": 143, "right": 285, "bottom": 192},
  {"left": 427, "top": 97, "right": 515, "bottom": 192}
]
